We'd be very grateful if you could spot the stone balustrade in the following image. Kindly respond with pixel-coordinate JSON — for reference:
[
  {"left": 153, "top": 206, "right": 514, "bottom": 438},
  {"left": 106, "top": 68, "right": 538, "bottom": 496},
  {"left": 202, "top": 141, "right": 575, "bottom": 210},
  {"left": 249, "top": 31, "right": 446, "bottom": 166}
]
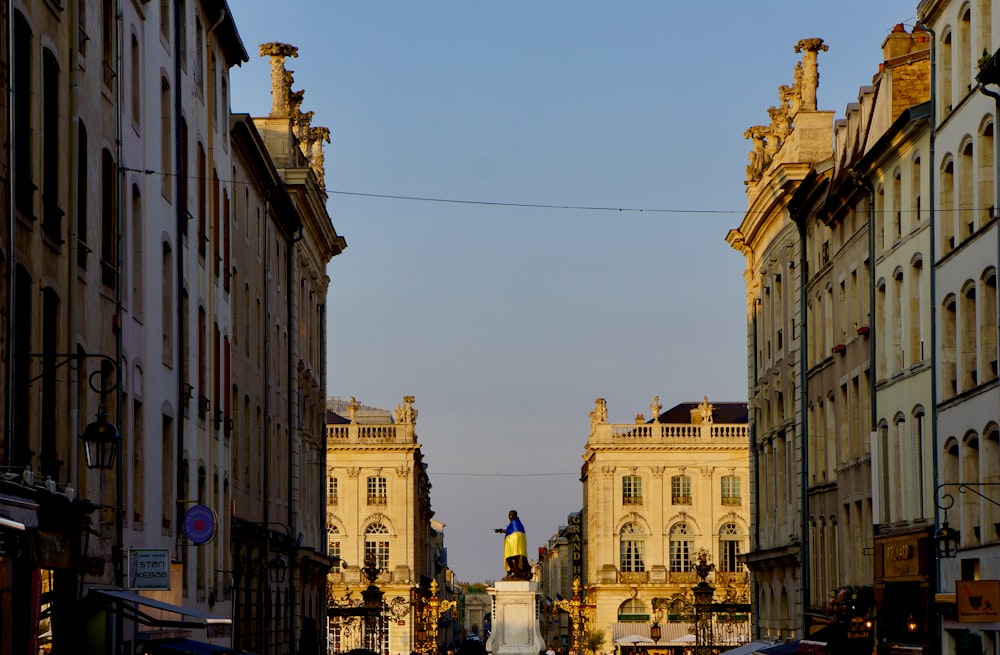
[
  {"left": 592, "top": 422, "right": 748, "bottom": 445},
  {"left": 327, "top": 423, "right": 416, "bottom": 444}
]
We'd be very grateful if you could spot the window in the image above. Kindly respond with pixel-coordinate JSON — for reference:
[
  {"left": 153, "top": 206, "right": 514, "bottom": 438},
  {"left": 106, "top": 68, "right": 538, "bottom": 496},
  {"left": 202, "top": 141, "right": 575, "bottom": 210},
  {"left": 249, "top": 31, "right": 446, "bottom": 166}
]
[
  {"left": 102, "top": 0, "right": 114, "bottom": 88},
  {"left": 959, "top": 142, "right": 975, "bottom": 240},
  {"left": 327, "top": 476, "right": 338, "bottom": 504},
  {"left": 328, "top": 524, "right": 341, "bottom": 570},
  {"left": 941, "top": 159, "right": 956, "bottom": 253},
  {"left": 160, "top": 0, "right": 170, "bottom": 40},
  {"left": 619, "top": 522, "right": 645, "bottom": 572},
  {"left": 940, "top": 31, "right": 953, "bottom": 115},
  {"left": 162, "top": 243, "right": 173, "bottom": 364},
  {"left": 721, "top": 476, "right": 741, "bottom": 505},
  {"left": 132, "top": 186, "right": 143, "bottom": 314},
  {"left": 42, "top": 49, "right": 62, "bottom": 243},
  {"left": 161, "top": 78, "right": 171, "bottom": 200},
  {"left": 14, "top": 12, "right": 33, "bottom": 217},
  {"left": 197, "top": 143, "right": 206, "bottom": 255},
  {"left": 669, "top": 522, "right": 693, "bottom": 572},
  {"left": 960, "top": 282, "right": 977, "bottom": 391},
  {"left": 130, "top": 34, "right": 141, "bottom": 126},
  {"left": 719, "top": 523, "right": 742, "bottom": 572},
  {"left": 980, "top": 124, "right": 994, "bottom": 224},
  {"left": 943, "top": 295, "right": 957, "bottom": 397},
  {"left": 101, "top": 149, "right": 117, "bottom": 289},
  {"left": 365, "top": 522, "right": 389, "bottom": 570},
  {"left": 77, "top": 122, "right": 89, "bottom": 270},
  {"left": 194, "top": 16, "right": 203, "bottom": 96},
  {"left": 367, "top": 476, "right": 387, "bottom": 505},
  {"left": 671, "top": 475, "right": 691, "bottom": 505},
  {"left": 981, "top": 270, "right": 998, "bottom": 382},
  {"left": 617, "top": 598, "right": 648, "bottom": 622},
  {"left": 622, "top": 475, "right": 642, "bottom": 505}
]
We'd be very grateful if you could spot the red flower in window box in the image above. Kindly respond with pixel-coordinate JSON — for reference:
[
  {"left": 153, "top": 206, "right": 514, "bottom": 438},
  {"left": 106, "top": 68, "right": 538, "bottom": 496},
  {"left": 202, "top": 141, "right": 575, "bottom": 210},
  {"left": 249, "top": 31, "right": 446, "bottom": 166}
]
[
  {"left": 832, "top": 343, "right": 847, "bottom": 355},
  {"left": 856, "top": 325, "right": 870, "bottom": 337}
]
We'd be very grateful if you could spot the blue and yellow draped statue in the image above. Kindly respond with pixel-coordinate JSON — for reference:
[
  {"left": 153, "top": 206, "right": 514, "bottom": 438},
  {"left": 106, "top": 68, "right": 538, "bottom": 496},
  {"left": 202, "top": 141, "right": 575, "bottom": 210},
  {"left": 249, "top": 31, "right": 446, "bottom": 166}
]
[{"left": 495, "top": 510, "right": 532, "bottom": 580}]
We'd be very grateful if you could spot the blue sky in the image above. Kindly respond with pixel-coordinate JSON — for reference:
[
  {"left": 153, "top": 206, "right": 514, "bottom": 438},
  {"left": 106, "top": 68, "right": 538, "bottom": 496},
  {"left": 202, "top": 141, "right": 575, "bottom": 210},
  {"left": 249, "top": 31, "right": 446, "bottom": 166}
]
[{"left": 230, "top": 1, "right": 919, "bottom": 583}]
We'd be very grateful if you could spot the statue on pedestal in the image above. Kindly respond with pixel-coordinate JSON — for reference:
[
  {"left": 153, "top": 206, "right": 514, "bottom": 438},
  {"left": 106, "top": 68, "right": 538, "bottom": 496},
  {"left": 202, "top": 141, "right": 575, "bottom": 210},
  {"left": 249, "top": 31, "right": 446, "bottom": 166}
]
[{"left": 494, "top": 510, "right": 532, "bottom": 581}]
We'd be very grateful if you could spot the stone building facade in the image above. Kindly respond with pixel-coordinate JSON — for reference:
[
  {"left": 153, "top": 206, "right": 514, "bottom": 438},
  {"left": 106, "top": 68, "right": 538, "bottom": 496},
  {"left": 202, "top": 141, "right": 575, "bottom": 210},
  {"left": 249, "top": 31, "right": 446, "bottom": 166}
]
[
  {"left": 727, "top": 38, "right": 835, "bottom": 644},
  {"left": 326, "top": 396, "right": 448, "bottom": 655},
  {"left": 0, "top": 5, "right": 344, "bottom": 655},
  {"left": 729, "top": 17, "right": 999, "bottom": 655},
  {"left": 918, "top": 2, "right": 1000, "bottom": 655},
  {"left": 578, "top": 396, "right": 750, "bottom": 652}
]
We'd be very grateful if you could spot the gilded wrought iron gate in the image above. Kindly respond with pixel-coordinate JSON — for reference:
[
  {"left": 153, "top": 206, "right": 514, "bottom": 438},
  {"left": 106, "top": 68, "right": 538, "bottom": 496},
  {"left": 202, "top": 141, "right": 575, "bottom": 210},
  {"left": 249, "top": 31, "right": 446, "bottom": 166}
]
[{"left": 691, "top": 551, "right": 752, "bottom": 655}]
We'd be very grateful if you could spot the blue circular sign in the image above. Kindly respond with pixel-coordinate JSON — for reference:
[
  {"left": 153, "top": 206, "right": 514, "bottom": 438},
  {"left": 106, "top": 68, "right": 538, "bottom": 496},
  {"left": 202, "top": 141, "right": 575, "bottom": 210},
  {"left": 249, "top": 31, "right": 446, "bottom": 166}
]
[{"left": 183, "top": 505, "right": 217, "bottom": 545}]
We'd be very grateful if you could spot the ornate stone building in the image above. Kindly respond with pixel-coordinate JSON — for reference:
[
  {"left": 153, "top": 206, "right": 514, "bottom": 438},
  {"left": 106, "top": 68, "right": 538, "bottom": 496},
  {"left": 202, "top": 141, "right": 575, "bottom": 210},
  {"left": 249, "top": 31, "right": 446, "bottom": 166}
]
[
  {"left": 0, "top": 6, "right": 345, "bottom": 655},
  {"left": 918, "top": 2, "right": 1000, "bottom": 655},
  {"left": 728, "top": 38, "right": 835, "bottom": 644},
  {"left": 326, "top": 396, "right": 447, "bottom": 655},
  {"left": 730, "top": 23, "right": 948, "bottom": 653},
  {"left": 578, "top": 396, "right": 750, "bottom": 651},
  {"left": 538, "top": 511, "right": 583, "bottom": 649}
]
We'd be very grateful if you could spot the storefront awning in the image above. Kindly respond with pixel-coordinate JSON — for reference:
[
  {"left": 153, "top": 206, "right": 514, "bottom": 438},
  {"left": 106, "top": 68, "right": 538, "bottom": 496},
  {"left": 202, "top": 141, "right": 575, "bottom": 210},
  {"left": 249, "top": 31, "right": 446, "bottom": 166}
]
[
  {"left": 716, "top": 641, "right": 777, "bottom": 655},
  {"left": 90, "top": 589, "right": 231, "bottom": 629},
  {"left": 0, "top": 492, "right": 39, "bottom": 528},
  {"left": 138, "top": 638, "right": 235, "bottom": 655},
  {"left": 756, "top": 642, "right": 801, "bottom": 655}
]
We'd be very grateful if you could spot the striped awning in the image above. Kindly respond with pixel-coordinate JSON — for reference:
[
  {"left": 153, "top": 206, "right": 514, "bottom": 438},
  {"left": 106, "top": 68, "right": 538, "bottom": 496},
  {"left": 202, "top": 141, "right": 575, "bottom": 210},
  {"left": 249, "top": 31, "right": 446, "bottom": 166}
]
[{"left": 611, "top": 622, "right": 694, "bottom": 645}]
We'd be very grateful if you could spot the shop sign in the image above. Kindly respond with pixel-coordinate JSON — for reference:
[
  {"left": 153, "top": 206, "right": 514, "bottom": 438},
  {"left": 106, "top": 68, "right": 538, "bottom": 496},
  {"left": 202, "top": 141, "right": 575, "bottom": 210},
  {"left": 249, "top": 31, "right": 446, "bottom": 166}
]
[
  {"left": 183, "top": 504, "right": 217, "bottom": 545},
  {"left": 877, "top": 535, "right": 924, "bottom": 579},
  {"left": 129, "top": 549, "right": 171, "bottom": 590},
  {"left": 957, "top": 580, "right": 1000, "bottom": 623}
]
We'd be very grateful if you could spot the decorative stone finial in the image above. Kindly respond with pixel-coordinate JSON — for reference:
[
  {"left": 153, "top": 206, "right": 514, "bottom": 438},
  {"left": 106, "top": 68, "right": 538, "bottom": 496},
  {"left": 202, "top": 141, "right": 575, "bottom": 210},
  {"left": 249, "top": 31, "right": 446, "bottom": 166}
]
[
  {"left": 309, "top": 126, "right": 331, "bottom": 189},
  {"left": 259, "top": 42, "right": 299, "bottom": 118},
  {"left": 793, "top": 38, "right": 828, "bottom": 111}
]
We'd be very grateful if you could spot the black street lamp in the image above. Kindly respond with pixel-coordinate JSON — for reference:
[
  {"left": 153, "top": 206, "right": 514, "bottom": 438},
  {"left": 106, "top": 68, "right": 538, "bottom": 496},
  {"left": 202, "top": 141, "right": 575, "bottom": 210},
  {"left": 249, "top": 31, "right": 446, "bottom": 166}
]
[
  {"left": 934, "top": 483, "right": 1000, "bottom": 559},
  {"left": 269, "top": 556, "right": 287, "bottom": 585},
  {"left": 79, "top": 406, "right": 121, "bottom": 471},
  {"left": 934, "top": 520, "right": 961, "bottom": 559}
]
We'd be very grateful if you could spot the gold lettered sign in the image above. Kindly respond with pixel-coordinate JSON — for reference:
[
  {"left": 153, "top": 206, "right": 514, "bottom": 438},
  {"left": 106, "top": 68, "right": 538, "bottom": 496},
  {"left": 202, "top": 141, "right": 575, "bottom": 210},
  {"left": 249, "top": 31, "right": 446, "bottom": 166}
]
[{"left": 957, "top": 580, "right": 1000, "bottom": 622}]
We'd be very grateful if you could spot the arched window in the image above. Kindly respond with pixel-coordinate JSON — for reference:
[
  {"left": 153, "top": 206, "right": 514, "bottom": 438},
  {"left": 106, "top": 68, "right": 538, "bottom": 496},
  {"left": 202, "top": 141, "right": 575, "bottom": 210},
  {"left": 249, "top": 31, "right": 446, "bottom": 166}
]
[
  {"left": 617, "top": 598, "right": 648, "bottom": 622},
  {"left": 961, "top": 282, "right": 977, "bottom": 391},
  {"left": 980, "top": 123, "right": 995, "bottom": 225},
  {"left": 959, "top": 141, "right": 975, "bottom": 241},
  {"left": 719, "top": 523, "right": 742, "bottom": 572},
  {"left": 943, "top": 295, "right": 958, "bottom": 397},
  {"left": 161, "top": 76, "right": 171, "bottom": 199},
  {"left": 42, "top": 48, "right": 61, "bottom": 243},
  {"left": 958, "top": 7, "right": 972, "bottom": 97},
  {"left": 619, "top": 522, "right": 645, "bottom": 572},
  {"left": 982, "top": 270, "right": 998, "bottom": 382},
  {"left": 328, "top": 524, "right": 342, "bottom": 571},
  {"left": 365, "top": 522, "right": 390, "bottom": 570},
  {"left": 962, "top": 432, "right": 981, "bottom": 546},
  {"left": 909, "top": 257, "right": 924, "bottom": 365},
  {"left": 941, "top": 158, "right": 956, "bottom": 253},
  {"left": 940, "top": 31, "right": 954, "bottom": 116},
  {"left": 669, "top": 523, "right": 693, "bottom": 572}
]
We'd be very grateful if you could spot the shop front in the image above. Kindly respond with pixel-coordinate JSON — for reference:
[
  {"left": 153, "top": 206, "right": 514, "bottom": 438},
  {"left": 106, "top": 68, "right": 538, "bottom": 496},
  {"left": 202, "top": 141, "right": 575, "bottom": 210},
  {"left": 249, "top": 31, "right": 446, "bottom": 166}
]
[{"left": 874, "top": 527, "right": 934, "bottom": 654}]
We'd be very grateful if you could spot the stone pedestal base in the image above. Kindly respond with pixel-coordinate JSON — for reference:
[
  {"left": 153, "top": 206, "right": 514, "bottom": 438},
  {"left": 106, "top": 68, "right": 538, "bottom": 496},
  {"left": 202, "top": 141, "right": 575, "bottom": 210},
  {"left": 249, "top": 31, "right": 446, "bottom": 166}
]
[{"left": 486, "top": 580, "right": 545, "bottom": 655}]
